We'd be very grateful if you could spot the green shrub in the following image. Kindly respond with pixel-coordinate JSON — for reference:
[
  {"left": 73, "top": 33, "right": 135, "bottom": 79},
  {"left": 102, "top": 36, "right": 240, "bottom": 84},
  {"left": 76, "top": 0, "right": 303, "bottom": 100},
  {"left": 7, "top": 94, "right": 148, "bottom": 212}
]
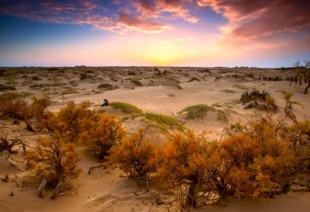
[
  {"left": 0, "top": 84, "right": 15, "bottom": 91},
  {"left": 179, "top": 104, "right": 215, "bottom": 119},
  {"left": 144, "top": 112, "right": 183, "bottom": 130},
  {"left": 97, "top": 83, "right": 118, "bottom": 90},
  {"left": 0, "top": 92, "right": 31, "bottom": 103},
  {"left": 110, "top": 102, "right": 143, "bottom": 115}
]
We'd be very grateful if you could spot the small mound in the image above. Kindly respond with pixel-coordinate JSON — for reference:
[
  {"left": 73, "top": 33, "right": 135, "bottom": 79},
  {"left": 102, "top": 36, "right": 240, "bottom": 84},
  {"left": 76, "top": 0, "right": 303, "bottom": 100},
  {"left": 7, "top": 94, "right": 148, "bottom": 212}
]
[
  {"left": 144, "top": 112, "right": 184, "bottom": 130},
  {"left": 179, "top": 104, "right": 228, "bottom": 122},
  {"left": 110, "top": 102, "right": 143, "bottom": 115}
]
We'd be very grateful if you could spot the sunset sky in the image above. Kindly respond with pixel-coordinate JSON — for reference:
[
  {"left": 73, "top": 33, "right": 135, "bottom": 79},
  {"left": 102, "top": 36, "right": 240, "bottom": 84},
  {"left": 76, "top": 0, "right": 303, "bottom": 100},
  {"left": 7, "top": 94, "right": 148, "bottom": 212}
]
[{"left": 0, "top": 0, "right": 309, "bottom": 67}]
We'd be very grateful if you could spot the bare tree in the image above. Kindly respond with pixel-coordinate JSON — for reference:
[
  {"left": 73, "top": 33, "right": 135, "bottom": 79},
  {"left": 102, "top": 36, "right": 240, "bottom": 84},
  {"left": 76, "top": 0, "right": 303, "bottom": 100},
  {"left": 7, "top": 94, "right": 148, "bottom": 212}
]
[
  {"left": 293, "top": 60, "right": 310, "bottom": 94},
  {"left": 293, "top": 60, "right": 301, "bottom": 67}
]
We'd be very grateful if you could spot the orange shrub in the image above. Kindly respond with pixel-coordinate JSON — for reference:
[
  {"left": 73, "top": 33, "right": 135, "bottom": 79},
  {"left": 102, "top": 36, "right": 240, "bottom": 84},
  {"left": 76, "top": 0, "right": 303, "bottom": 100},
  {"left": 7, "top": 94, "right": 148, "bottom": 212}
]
[
  {"left": 109, "top": 129, "right": 157, "bottom": 182},
  {"left": 26, "top": 136, "right": 81, "bottom": 199}
]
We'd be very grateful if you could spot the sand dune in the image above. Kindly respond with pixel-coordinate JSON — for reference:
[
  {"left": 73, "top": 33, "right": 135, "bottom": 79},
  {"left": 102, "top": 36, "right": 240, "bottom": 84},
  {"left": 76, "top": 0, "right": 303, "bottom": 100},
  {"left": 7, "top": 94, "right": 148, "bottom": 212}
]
[{"left": 0, "top": 67, "right": 309, "bottom": 211}]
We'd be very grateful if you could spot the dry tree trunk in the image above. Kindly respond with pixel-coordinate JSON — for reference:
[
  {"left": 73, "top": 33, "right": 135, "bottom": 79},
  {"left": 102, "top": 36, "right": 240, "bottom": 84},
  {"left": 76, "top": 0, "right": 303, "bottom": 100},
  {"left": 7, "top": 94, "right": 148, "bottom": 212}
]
[
  {"left": 50, "top": 175, "right": 67, "bottom": 199},
  {"left": 38, "top": 177, "right": 47, "bottom": 198},
  {"left": 304, "top": 80, "right": 310, "bottom": 94}
]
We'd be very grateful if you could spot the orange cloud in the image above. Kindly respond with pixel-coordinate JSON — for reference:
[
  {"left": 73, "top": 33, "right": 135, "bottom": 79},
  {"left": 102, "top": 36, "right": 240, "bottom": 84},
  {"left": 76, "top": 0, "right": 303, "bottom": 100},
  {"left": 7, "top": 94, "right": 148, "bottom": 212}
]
[
  {"left": 197, "top": 0, "right": 310, "bottom": 57},
  {"left": 197, "top": 0, "right": 310, "bottom": 39},
  {"left": 0, "top": 0, "right": 199, "bottom": 33},
  {"left": 132, "top": 0, "right": 199, "bottom": 23}
]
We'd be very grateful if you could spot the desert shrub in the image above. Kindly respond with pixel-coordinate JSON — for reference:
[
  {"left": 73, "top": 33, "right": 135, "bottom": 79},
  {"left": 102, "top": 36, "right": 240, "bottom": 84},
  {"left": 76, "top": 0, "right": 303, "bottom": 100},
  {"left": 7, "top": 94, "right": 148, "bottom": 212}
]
[
  {"left": 80, "top": 73, "right": 91, "bottom": 80},
  {"left": 130, "top": 79, "right": 143, "bottom": 86},
  {"left": 221, "top": 116, "right": 297, "bottom": 197},
  {"left": 240, "top": 89, "right": 268, "bottom": 103},
  {"left": 79, "top": 113, "right": 126, "bottom": 159},
  {"left": 46, "top": 101, "right": 93, "bottom": 142},
  {"left": 217, "top": 110, "right": 228, "bottom": 122},
  {"left": 109, "top": 129, "right": 157, "bottom": 183},
  {"left": 280, "top": 91, "right": 302, "bottom": 123},
  {"left": 31, "top": 76, "right": 42, "bottom": 81},
  {"left": 188, "top": 77, "right": 200, "bottom": 82},
  {"left": 110, "top": 102, "right": 143, "bottom": 115},
  {"left": 0, "top": 84, "right": 15, "bottom": 91},
  {"left": 179, "top": 104, "right": 228, "bottom": 122},
  {"left": 240, "top": 89, "right": 278, "bottom": 112},
  {"left": 61, "top": 87, "right": 78, "bottom": 95},
  {"left": 152, "top": 130, "right": 213, "bottom": 208},
  {"left": 144, "top": 112, "right": 183, "bottom": 130},
  {"left": 26, "top": 137, "right": 81, "bottom": 199},
  {"left": 0, "top": 98, "right": 31, "bottom": 120},
  {"left": 0, "top": 95, "right": 51, "bottom": 132},
  {"left": 282, "top": 120, "right": 310, "bottom": 188},
  {"left": 0, "top": 135, "right": 26, "bottom": 154},
  {"left": 0, "top": 91, "right": 31, "bottom": 103},
  {"left": 97, "top": 83, "right": 118, "bottom": 90},
  {"left": 179, "top": 104, "right": 215, "bottom": 119}
]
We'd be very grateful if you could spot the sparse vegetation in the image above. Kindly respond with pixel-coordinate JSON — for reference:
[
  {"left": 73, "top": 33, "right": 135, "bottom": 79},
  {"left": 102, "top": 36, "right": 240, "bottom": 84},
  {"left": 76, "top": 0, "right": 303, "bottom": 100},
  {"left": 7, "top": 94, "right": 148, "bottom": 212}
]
[
  {"left": 144, "top": 112, "right": 183, "bottom": 130},
  {"left": 0, "top": 67, "right": 309, "bottom": 210},
  {"left": 180, "top": 104, "right": 215, "bottom": 119},
  {"left": 61, "top": 87, "right": 78, "bottom": 95},
  {"left": 240, "top": 89, "right": 278, "bottom": 112},
  {"left": 0, "top": 135, "right": 27, "bottom": 154},
  {"left": 109, "top": 129, "right": 157, "bottom": 183},
  {"left": 97, "top": 83, "right": 119, "bottom": 90},
  {"left": 188, "top": 77, "right": 200, "bottom": 82},
  {"left": 0, "top": 84, "right": 16, "bottom": 91},
  {"left": 130, "top": 79, "right": 143, "bottom": 86},
  {"left": 110, "top": 102, "right": 143, "bottom": 115},
  {"left": 26, "top": 137, "right": 81, "bottom": 199},
  {"left": 0, "top": 92, "right": 31, "bottom": 103},
  {"left": 179, "top": 104, "right": 228, "bottom": 122}
]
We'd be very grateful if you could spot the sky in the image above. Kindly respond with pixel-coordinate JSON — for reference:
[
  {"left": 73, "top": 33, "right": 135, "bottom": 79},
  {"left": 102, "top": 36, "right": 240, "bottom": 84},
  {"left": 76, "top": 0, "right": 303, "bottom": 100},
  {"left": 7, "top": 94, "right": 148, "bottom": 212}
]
[{"left": 0, "top": 0, "right": 309, "bottom": 67}]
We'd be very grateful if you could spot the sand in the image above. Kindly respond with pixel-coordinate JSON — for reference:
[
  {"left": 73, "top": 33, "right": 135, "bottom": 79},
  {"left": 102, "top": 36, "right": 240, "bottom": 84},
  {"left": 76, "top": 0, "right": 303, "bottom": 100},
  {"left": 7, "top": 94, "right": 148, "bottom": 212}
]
[{"left": 0, "top": 67, "right": 309, "bottom": 211}]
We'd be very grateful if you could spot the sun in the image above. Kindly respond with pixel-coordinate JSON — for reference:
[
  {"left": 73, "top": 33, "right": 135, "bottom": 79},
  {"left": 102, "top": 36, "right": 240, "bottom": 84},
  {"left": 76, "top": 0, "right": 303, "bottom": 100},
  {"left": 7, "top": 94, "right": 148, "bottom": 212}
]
[{"left": 143, "top": 42, "right": 182, "bottom": 66}]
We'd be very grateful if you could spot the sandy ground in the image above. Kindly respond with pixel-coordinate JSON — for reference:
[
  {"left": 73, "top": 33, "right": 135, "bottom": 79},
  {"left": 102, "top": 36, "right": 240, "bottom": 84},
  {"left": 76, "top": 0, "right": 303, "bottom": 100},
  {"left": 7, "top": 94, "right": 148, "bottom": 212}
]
[{"left": 0, "top": 67, "right": 309, "bottom": 211}]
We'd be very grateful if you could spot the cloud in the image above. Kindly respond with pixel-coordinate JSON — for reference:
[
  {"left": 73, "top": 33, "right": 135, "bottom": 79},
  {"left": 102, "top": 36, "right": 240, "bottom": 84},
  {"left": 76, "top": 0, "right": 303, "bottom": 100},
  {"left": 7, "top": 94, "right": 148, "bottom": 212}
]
[
  {"left": 196, "top": 0, "right": 310, "bottom": 58},
  {"left": 0, "top": 0, "right": 196, "bottom": 33},
  {"left": 132, "top": 0, "right": 199, "bottom": 23},
  {"left": 197, "top": 0, "right": 310, "bottom": 40}
]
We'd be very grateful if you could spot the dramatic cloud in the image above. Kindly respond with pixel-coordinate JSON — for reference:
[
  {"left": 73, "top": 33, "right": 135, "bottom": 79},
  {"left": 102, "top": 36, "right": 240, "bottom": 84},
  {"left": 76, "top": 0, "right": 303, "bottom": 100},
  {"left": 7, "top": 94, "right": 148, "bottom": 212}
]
[
  {"left": 0, "top": 0, "right": 197, "bottom": 33},
  {"left": 197, "top": 0, "right": 310, "bottom": 40},
  {"left": 132, "top": 0, "right": 199, "bottom": 23}
]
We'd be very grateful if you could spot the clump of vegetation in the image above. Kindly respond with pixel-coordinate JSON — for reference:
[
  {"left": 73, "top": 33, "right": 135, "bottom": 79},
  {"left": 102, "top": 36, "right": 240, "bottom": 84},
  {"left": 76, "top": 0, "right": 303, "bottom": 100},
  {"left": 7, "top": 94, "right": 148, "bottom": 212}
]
[
  {"left": 179, "top": 104, "right": 228, "bottom": 122},
  {"left": 222, "top": 89, "right": 235, "bottom": 93},
  {"left": 110, "top": 102, "right": 143, "bottom": 116},
  {"left": 79, "top": 73, "right": 92, "bottom": 80},
  {"left": 79, "top": 113, "right": 126, "bottom": 159},
  {"left": 130, "top": 79, "right": 143, "bottom": 86},
  {"left": 31, "top": 76, "right": 42, "bottom": 81},
  {"left": 144, "top": 112, "right": 184, "bottom": 130},
  {"left": 280, "top": 91, "right": 302, "bottom": 123},
  {"left": 240, "top": 89, "right": 278, "bottom": 112},
  {"left": 0, "top": 95, "right": 51, "bottom": 132},
  {"left": 180, "top": 104, "right": 215, "bottom": 119},
  {"left": 109, "top": 129, "right": 157, "bottom": 184},
  {"left": 0, "top": 135, "right": 27, "bottom": 154},
  {"left": 97, "top": 83, "right": 119, "bottom": 90},
  {"left": 0, "top": 92, "right": 31, "bottom": 103},
  {"left": 61, "top": 87, "right": 79, "bottom": 95},
  {"left": 188, "top": 77, "right": 200, "bottom": 82},
  {"left": 151, "top": 130, "right": 213, "bottom": 208},
  {"left": 0, "top": 84, "right": 15, "bottom": 91},
  {"left": 26, "top": 137, "right": 81, "bottom": 199}
]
